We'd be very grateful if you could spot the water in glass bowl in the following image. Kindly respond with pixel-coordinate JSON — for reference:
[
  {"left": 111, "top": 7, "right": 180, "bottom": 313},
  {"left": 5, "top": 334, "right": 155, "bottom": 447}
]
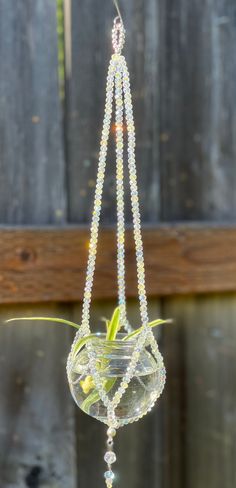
[{"left": 67, "top": 335, "right": 165, "bottom": 427}]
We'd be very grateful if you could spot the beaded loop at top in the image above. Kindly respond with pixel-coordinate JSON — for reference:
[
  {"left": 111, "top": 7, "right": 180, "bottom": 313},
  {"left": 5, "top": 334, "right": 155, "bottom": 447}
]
[{"left": 112, "top": 17, "right": 125, "bottom": 54}]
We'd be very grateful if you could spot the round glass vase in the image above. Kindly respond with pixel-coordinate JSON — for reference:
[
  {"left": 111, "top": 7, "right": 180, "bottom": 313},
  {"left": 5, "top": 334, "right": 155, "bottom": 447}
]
[{"left": 68, "top": 333, "right": 165, "bottom": 427}]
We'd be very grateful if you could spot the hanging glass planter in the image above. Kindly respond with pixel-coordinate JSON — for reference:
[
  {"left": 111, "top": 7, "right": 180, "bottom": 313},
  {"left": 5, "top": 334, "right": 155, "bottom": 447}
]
[
  {"left": 7, "top": 4, "right": 169, "bottom": 487},
  {"left": 68, "top": 333, "right": 165, "bottom": 427}
]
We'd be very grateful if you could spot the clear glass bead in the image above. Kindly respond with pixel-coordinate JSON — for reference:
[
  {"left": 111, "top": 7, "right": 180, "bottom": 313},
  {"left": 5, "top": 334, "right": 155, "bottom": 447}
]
[
  {"left": 104, "top": 470, "right": 115, "bottom": 480},
  {"left": 107, "top": 428, "right": 116, "bottom": 439},
  {"left": 104, "top": 451, "right": 116, "bottom": 464}
]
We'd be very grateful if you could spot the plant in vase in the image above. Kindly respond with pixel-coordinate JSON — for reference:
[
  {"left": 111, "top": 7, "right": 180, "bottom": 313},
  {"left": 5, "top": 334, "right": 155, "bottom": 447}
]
[{"left": 6, "top": 307, "right": 170, "bottom": 426}]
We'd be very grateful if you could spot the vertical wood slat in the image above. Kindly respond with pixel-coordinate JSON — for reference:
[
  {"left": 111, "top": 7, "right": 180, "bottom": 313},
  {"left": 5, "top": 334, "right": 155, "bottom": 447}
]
[
  {"left": 66, "top": 0, "right": 163, "bottom": 487},
  {"left": 0, "top": 304, "right": 76, "bottom": 488},
  {"left": 159, "top": 1, "right": 236, "bottom": 487},
  {"left": 0, "top": 1, "right": 66, "bottom": 224},
  {"left": 0, "top": 2, "right": 76, "bottom": 487},
  {"left": 66, "top": 0, "right": 161, "bottom": 224}
]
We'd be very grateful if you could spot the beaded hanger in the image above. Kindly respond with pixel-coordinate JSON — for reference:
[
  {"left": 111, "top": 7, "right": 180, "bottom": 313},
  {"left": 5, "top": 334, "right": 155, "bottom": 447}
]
[{"left": 67, "top": 5, "right": 166, "bottom": 487}]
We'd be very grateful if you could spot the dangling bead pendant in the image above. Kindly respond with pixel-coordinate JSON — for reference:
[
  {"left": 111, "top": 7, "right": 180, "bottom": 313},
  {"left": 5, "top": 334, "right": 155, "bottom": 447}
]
[{"left": 104, "top": 427, "right": 117, "bottom": 487}]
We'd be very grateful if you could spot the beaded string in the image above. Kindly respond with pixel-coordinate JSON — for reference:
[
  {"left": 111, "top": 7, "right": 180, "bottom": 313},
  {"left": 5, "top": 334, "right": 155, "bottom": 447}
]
[
  {"left": 80, "top": 57, "right": 115, "bottom": 339},
  {"left": 67, "top": 10, "right": 163, "bottom": 430},
  {"left": 122, "top": 58, "right": 149, "bottom": 329},
  {"left": 115, "top": 55, "right": 131, "bottom": 333},
  {"left": 67, "top": 16, "right": 166, "bottom": 488}
]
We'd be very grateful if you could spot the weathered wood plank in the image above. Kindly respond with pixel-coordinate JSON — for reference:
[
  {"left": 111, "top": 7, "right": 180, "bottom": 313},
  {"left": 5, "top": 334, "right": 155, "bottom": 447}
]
[
  {"left": 0, "top": 1, "right": 66, "bottom": 224},
  {"left": 0, "top": 304, "right": 76, "bottom": 487},
  {"left": 180, "top": 295, "right": 236, "bottom": 487},
  {"left": 66, "top": 0, "right": 161, "bottom": 224},
  {"left": 0, "top": 1, "right": 76, "bottom": 487},
  {"left": 0, "top": 224, "right": 236, "bottom": 303},
  {"left": 159, "top": 0, "right": 236, "bottom": 487}
]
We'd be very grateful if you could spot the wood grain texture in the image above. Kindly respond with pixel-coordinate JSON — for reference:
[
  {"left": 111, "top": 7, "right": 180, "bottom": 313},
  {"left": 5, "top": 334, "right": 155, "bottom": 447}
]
[
  {"left": 159, "top": 0, "right": 236, "bottom": 222},
  {"left": 0, "top": 1, "right": 76, "bottom": 487},
  {"left": 0, "top": 1, "right": 66, "bottom": 224},
  {"left": 66, "top": 0, "right": 160, "bottom": 224},
  {"left": 0, "top": 224, "right": 236, "bottom": 303},
  {"left": 167, "top": 295, "right": 236, "bottom": 488},
  {"left": 0, "top": 304, "right": 76, "bottom": 488},
  {"left": 159, "top": 0, "right": 236, "bottom": 487}
]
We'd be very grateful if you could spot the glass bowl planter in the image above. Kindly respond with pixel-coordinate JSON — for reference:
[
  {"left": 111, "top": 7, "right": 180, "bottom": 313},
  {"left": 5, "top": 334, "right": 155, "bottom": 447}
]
[{"left": 67, "top": 333, "right": 165, "bottom": 427}]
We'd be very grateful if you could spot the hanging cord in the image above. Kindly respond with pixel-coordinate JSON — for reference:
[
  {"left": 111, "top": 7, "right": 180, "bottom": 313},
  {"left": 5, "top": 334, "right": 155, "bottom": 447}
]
[
  {"left": 115, "top": 49, "right": 131, "bottom": 332},
  {"left": 113, "top": 0, "right": 123, "bottom": 24}
]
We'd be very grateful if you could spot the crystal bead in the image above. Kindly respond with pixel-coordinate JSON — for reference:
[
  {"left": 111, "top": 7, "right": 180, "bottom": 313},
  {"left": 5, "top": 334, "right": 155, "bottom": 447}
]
[
  {"left": 105, "top": 482, "right": 113, "bottom": 488},
  {"left": 104, "top": 471, "right": 115, "bottom": 481},
  {"left": 107, "top": 427, "right": 116, "bottom": 438},
  {"left": 104, "top": 451, "right": 116, "bottom": 464}
]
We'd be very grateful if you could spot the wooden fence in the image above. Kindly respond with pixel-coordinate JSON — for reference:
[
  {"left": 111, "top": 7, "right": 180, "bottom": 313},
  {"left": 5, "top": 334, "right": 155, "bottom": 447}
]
[{"left": 0, "top": 1, "right": 236, "bottom": 487}]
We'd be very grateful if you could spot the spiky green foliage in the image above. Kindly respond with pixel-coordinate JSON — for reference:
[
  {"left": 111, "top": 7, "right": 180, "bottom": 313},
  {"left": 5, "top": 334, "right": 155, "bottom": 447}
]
[{"left": 6, "top": 307, "right": 171, "bottom": 414}]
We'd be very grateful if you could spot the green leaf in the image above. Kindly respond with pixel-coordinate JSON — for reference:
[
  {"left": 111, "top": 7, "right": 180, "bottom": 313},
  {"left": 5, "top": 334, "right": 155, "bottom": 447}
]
[
  {"left": 80, "top": 307, "right": 121, "bottom": 413},
  {"left": 81, "top": 389, "right": 101, "bottom": 413},
  {"left": 106, "top": 306, "right": 120, "bottom": 341},
  {"left": 5, "top": 317, "right": 80, "bottom": 329},
  {"left": 81, "top": 377, "right": 116, "bottom": 413},
  {"left": 78, "top": 313, "right": 172, "bottom": 414},
  {"left": 123, "top": 318, "right": 172, "bottom": 341},
  {"left": 72, "top": 334, "right": 97, "bottom": 357}
]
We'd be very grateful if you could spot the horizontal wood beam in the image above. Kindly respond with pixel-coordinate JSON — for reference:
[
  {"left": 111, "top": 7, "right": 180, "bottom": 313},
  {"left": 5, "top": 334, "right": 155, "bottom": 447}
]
[{"left": 0, "top": 224, "right": 235, "bottom": 303}]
